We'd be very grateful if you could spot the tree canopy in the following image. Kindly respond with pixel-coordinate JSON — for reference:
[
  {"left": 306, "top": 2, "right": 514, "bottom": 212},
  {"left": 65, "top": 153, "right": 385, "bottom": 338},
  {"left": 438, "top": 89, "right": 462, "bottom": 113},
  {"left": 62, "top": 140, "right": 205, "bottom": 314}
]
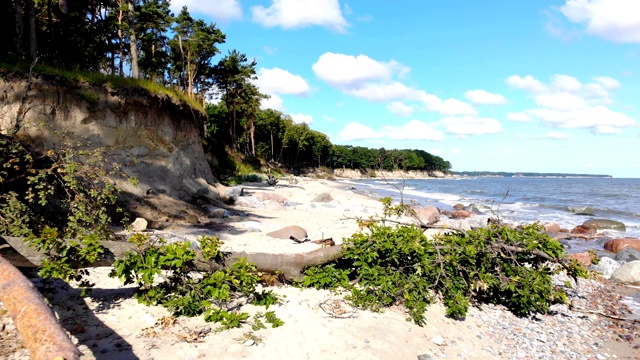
[{"left": 2, "top": 0, "right": 453, "bottom": 179}]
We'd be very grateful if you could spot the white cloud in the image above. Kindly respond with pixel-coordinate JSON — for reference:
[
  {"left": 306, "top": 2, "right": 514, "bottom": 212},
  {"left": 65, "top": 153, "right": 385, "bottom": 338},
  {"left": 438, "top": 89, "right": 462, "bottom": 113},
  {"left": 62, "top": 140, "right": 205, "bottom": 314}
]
[
  {"left": 464, "top": 90, "right": 508, "bottom": 105},
  {"left": 417, "top": 93, "right": 477, "bottom": 116},
  {"left": 506, "top": 75, "right": 548, "bottom": 93},
  {"left": 593, "top": 76, "right": 621, "bottom": 89},
  {"left": 428, "top": 148, "right": 442, "bottom": 155},
  {"left": 314, "top": 52, "right": 474, "bottom": 115},
  {"left": 171, "top": 0, "right": 242, "bottom": 21},
  {"left": 507, "top": 112, "right": 532, "bottom": 122},
  {"left": 290, "top": 113, "right": 313, "bottom": 124},
  {"left": 251, "top": 0, "right": 349, "bottom": 32},
  {"left": 263, "top": 45, "right": 277, "bottom": 55},
  {"left": 507, "top": 74, "right": 635, "bottom": 132},
  {"left": 551, "top": 75, "right": 582, "bottom": 92},
  {"left": 386, "top": 102, "right": 414, "bottom": 117},
  {"left": 344, "top": 82, "right": 416, "bottom": 102},
  {"left": 528, "top": 106, "right": 634, "bottom": 130},
  {"left": 337, "top": 122, "right": 381, "bottom": 141},
  {"left": 323, "top": 115, "right": 335, "bottom": 122},
  {"left": 312, "top": 53, "right": 404, "bottom": 87},
  {"left": 561, "top": 0, "right": 640, "bottom": 43},
  {"left": 381, "top": 120, "right": 444, "bottom": 141},
  {"left": 255, "top": 67, "right": 310, "bottom": 96},
  {"left": 440, "top": 116, "right": 503, "bottom": 135},
  {"left": 261, "top": 94, "right": 284, "bottom": 111},
  {"left": 535, "top": 92, "right": 588, "bottom": 111}
]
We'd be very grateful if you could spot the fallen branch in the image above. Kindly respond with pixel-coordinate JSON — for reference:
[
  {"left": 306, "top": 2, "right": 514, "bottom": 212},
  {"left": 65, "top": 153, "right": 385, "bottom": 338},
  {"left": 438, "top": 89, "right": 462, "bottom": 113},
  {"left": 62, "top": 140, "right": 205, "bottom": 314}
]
[
  {"left": 342, "top": 216, "right": 466, "bottom": 233},
  {"left": 0, "top": 236, "right": 344, "bottom": 281},
  {"left": 0, "top": 255, "right": 80, "bottom": 360}
]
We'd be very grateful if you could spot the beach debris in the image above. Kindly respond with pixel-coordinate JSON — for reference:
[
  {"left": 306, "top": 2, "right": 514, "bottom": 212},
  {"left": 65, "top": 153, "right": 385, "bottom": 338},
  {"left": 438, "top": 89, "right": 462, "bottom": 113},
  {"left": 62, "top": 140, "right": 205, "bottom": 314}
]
[{"left": 319, "top": 299, "right": 356, "bottom": 318}]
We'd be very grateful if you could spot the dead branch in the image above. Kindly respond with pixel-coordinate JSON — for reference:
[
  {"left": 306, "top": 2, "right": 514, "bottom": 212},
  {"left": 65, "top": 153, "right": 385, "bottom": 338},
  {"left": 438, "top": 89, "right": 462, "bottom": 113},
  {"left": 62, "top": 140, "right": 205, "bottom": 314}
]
[
  {"left": 343, "top": 215, "right": 465, "bottom": 233},
  {"left": 0, "top": 255, "right": 81, "bottom": 360}
]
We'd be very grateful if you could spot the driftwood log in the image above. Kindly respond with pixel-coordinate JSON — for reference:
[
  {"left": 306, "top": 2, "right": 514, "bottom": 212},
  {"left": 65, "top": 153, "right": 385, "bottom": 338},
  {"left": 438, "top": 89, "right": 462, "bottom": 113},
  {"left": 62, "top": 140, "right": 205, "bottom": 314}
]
[
  {"left": 0, "top": 255, "right": 81, "bottom": 360},
  {"left": 0, "top": 236, "right": 344, "bottom": 281}
]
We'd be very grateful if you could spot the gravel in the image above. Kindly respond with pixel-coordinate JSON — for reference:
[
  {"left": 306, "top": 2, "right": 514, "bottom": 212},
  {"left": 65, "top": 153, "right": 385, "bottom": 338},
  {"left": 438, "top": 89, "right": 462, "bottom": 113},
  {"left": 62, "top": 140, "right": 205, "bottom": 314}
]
[{"left": 467, "top": 275, "right": 640, "bottom": 360}]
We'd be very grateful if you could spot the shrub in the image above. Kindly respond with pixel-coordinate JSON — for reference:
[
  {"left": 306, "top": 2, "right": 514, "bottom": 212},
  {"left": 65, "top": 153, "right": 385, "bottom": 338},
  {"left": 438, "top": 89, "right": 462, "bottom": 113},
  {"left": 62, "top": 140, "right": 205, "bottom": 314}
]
[{"left": 299, "top": 198, "right": 587, "bottom": 324}]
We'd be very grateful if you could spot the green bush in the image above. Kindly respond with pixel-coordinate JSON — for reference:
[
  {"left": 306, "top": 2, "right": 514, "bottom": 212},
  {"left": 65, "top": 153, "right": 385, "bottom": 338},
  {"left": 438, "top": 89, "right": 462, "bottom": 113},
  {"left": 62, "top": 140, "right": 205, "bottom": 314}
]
[
  {"left": 299, "top": 198, "right": 586, "bottom": 324},
  {"left": 110, "top": 234, "right": 283, "bottom": 331}
]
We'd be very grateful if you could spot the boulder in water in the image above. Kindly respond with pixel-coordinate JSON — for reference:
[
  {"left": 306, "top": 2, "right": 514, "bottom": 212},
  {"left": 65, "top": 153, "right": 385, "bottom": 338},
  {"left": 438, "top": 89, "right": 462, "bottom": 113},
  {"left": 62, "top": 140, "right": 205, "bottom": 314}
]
[
  {"left": 452, "top": 210, "right": 473, "bottom": 219},
  {"left": 604, "top": 238, "right": 640, "bottom": 253},
  {"left": 571, "top": 224, "right": 596, "bottom": 236},
  {"left": 614, "top": 248, "right": 640, "bottom": 263},
  {"left": 582, "top": 219, "right": 626, "bottom": 232}
]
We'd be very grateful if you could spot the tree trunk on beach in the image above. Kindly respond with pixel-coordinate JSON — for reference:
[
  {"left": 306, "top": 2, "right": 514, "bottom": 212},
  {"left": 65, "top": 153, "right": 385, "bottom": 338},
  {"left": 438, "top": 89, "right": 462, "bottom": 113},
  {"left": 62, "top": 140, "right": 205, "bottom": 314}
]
[
  {"left": 0, "top": 236, "right": 344, "bottom": 281},
  {"left": 0, "top": 255, "right": 81, "bottom": 360}
]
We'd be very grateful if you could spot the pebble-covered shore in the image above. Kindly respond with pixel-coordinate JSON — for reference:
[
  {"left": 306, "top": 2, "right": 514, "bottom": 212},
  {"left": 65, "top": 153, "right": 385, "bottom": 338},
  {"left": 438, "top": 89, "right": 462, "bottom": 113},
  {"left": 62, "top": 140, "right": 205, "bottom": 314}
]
[{"left": 465, "top": 276, "right": 640, "bottom": 360}]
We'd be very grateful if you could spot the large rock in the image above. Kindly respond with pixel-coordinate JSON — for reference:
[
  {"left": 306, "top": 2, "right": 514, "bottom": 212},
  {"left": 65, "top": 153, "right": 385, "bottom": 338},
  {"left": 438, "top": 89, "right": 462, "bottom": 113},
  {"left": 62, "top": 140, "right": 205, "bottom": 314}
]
[
  {"left": 409, "top": 206, "right": 440, "bottom": 225},
  {"left": 582, "top": 219, "right": 626, "bottom": 232},
  {"left": 611, "top": 260, "right": 640, "bottom": 285},
  {"left": 266, "top": 225, "right": 308, "bottom": 240},
  {"left": 234, "top": 196, "right": 265, "bottom": 209},
  {"left": 566, "top": 252, "right": 596, "bottom": 267},
  {"left": 590, "top": 257, "right": 621, "bottom": 278},
  {"left": 130, "top": 217, "right": 148, "bottom": 232},
  {"left": 543, "top": 222, "right": 562, "bottom": 236},
  {"left": 451, "top": 210, "right": 473, "bottom": 219},
  {"left": 604, "top": 238, "right": 640, "bottom": 253},
  {"left": 571, "top": 224, "right": 596, "bottom": 236},
  {"left": 615, "top": 248, "right": 640, "bottom": 263}
]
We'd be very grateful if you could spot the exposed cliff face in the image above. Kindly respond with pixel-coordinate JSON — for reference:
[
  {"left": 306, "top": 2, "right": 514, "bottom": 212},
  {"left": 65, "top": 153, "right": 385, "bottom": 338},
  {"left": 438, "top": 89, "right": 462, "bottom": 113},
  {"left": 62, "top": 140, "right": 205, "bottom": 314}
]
[{"left": 0, "top": 70, "right": 218, "bottom": 213}]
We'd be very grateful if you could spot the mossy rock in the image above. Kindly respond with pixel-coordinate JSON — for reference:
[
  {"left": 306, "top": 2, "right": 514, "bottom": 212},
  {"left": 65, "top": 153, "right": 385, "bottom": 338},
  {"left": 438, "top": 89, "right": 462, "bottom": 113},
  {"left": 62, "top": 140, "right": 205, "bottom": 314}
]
[{"left": 582, "top": 219, "right": 626, "bottom": 232}]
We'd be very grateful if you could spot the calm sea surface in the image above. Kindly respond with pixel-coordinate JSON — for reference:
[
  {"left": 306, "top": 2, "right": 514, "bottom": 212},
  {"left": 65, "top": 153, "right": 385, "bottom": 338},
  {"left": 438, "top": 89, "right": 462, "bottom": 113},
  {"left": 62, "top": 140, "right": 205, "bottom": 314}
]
[{"left": 341, "top": 177, "right": 640, "bottom": 244}]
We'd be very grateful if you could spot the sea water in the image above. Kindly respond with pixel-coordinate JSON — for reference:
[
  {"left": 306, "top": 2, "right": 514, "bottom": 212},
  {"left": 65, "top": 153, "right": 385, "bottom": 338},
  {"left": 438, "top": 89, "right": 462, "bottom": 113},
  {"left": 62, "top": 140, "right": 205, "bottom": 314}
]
[
  {"left": 341, "top": 177, "right": 640, "bottom": 252},
  {"left": 342, "top": 177, "right": 640, "bottom": 314}
]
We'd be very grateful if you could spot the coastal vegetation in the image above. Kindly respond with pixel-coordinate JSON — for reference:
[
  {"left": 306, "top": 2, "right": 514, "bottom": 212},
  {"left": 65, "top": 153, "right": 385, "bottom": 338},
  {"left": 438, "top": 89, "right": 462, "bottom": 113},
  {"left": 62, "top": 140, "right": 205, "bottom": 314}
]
[{"left": 0, "top": 1, "right": 597, "bottom": 350}]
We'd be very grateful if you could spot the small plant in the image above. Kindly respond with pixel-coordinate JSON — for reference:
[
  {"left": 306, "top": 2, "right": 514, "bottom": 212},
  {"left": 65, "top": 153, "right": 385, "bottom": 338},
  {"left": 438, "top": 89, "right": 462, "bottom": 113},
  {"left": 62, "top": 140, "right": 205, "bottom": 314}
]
[{"left": 110, "top": 234, "right": 284, "bottom": 330}]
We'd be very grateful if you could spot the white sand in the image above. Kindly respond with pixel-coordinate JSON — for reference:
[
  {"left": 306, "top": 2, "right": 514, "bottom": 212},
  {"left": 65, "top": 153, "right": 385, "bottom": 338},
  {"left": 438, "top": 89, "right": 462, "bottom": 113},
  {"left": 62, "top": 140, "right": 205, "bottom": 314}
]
[{"left": 7, "top": 178, "right": 503, "bottom": 360}]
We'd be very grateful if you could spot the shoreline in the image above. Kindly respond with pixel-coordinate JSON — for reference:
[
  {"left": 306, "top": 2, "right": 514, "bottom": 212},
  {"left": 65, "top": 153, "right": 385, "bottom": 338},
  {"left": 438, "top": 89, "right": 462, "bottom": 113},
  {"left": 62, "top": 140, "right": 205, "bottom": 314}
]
[{"left": 1, "top": 177, "right": 639, "bottom": 359}]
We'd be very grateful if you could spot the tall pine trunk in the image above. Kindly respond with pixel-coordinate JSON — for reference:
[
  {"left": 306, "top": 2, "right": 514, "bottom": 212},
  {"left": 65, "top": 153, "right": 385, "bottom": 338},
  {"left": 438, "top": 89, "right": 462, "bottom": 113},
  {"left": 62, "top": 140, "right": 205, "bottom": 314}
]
[
  {"left": 27, "top": 0, "right": 36, "bottom": 61},
  {"left": 14, "top": 0, "right": 24, "bottom": 58},
  {"left": 127, "top": 0, "right": 139, "bottom": 78}
]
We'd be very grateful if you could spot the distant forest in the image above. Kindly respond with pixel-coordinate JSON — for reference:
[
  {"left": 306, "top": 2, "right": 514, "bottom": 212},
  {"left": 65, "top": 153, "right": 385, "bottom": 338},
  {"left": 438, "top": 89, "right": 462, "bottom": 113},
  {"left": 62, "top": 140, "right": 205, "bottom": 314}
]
[
  {"left": 2, "top": 0, "right": 452, "bottom": 177},
  {"left": 452, "top": 171, "right": 612, "bottom": 178}
]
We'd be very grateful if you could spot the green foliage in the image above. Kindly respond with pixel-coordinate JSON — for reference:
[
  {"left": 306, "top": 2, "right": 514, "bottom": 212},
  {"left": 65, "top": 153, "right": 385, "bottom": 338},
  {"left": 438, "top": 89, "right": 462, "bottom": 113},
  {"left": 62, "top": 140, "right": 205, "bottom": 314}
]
[
  {"left": 110, "top": 234, "right": 283, "bottom": 330},
  {"left": 1, "top": 135, "right": 129, "bottom": 294},
  {"left": 300, "top": 200, "right": 587, "bottom": 324}
]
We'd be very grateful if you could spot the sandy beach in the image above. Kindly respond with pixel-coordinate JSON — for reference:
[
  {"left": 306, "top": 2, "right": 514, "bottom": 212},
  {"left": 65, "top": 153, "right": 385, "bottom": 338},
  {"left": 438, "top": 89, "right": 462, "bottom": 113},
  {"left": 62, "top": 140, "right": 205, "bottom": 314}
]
[{"left": 1, "top": 177, "right": 639, "bottom": 360}]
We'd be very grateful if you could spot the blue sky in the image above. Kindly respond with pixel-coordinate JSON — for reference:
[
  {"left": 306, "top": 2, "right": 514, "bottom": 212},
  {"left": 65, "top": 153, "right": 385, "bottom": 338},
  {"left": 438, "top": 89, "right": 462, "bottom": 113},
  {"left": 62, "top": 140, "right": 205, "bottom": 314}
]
[{"left": 171, "top": 0, "right": 639, "bottom": 177}]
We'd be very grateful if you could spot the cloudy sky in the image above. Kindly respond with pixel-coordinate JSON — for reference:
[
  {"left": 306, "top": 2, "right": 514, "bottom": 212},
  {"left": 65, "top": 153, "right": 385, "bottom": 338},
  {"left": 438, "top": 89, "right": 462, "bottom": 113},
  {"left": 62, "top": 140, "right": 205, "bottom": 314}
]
[{"left": 172, "top": 0, "right": 639, "bottom": 177}]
